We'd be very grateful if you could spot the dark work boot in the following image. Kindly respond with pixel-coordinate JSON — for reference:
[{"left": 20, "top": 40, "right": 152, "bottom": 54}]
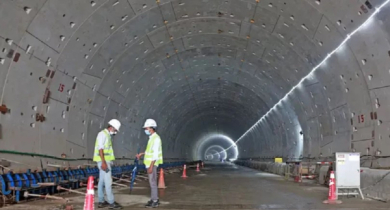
[
  {"left": 146, "top": 199, "right": 160, "bottom": 205},
  {"left": 98, "top": 201, "right": 109, "bottom": 208},
  {"left": 108, "top": 202, "right": 123, "bottom": 209},
  {"left": 145, "top": 200, "right": 159, "bottom": 208}
]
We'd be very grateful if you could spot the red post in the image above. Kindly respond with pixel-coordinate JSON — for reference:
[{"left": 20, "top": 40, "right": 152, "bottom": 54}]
[
  {"left": 84, "top": 176, "right": 95, "bottom": 210},
  {"left": 196, "top": 163, "right": 200, "bottom": 172}
]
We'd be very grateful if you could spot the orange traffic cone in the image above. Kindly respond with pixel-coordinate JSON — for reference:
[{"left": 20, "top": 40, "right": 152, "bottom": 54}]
[
  {"left": 158, "top": 168, "right": 167, "bottom": 189},
  {"left": 323, "top": 171, "right": 342, "bottom": 204},
  {"left": 181, "top": 164, "right": 188, "bottom": 178},
  {"left": 83, "top": 176, "right": 94, "bottom": 210},
  {"left": 196, "top": 163, "right": 200, "bottom": 172}
]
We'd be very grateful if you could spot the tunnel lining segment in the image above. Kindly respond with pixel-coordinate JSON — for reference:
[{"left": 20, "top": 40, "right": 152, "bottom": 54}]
[
  {"left": 224, "top": 0, "right": 390, "bottom": 159},
  {"left": 1, "top": 0, "right": 390, "bottom": 171}
]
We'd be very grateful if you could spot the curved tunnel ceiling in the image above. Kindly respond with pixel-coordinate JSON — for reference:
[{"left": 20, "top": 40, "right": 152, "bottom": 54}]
[{"left": 1, "top": 0, "right": 390, "bottom": 168}]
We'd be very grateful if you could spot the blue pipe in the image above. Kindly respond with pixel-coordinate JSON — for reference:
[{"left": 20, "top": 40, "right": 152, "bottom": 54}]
[
  {"left": 14, "top": 174, "right": 22, "bottom": 188},
  {"left": 6, "top": 172, "right": 15, "bottom": 188},
  {"left": 53, "top": 171, "right": 59, "bottom": 184},
  {"left": 14, "top": 174, "right": 22, "bottom": 202},
  {"left": 22, "top": 173, "right": 29, "bottom": 188},
  {"left": 42, "top": 170, "right": 48, "bottom": 182},
  {"left": 59, "top": 170, "right": 64, "bottom": 182},
  {"left": 6, "top": 172, "right": 15, "bottom": 196},
  {"left": 0, "top": 175, "right": 11, "bottom": 195},
  {"left": 0, "top": 161, "right": 186, "bottom": 203},
  {"left": 47, "top": 171, "right": 55, "bottom": 194},
  {"left": 34, "top": 172, "right": 44, "bottom": 194}
]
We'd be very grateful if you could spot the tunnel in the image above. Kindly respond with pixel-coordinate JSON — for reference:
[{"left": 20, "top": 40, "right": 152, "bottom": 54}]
[{"left": 1, "top": 0, "right": 390, "bottom": 208}]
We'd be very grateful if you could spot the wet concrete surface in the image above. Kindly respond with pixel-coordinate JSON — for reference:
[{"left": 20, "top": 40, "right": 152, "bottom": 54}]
[{"left": 5, "top": 162, "right": 390, "bottom": 209}]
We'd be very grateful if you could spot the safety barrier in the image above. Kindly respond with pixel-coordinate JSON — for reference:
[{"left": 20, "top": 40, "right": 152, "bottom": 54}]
[
  {"left": 0, "top": 161, "right": 186, "bottom": 204},
  {"left": 235, "top": 160, "right": 322, "bottom": 182}
]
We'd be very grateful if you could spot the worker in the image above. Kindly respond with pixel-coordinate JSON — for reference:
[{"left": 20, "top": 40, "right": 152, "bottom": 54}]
[
  {"left": 93, "top": 119, "right": 123, "bottom": 209},
  {"left": 137, "top": 119, "right": 163, "bottom": 208}
]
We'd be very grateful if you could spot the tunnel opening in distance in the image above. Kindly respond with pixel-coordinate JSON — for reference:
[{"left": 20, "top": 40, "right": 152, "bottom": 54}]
[{"left": 193, "top": 134, "right": 239, "bottom": 161}]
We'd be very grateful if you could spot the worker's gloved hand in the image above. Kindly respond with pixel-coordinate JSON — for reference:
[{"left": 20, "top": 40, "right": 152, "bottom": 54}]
[
  {"left": 147, "top": 166, "right": 153, "bottom": 174},
  {"left": 101, "top": 161, "right": 108, "bottom": 171}
]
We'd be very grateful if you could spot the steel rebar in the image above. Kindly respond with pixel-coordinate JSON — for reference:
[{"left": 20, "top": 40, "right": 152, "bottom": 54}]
[
  {"left": 24, "top": 192, "right": 69, "bottom": 202},
  {"left": 57, "top": 186, "right": 86, "bottom": 195}
]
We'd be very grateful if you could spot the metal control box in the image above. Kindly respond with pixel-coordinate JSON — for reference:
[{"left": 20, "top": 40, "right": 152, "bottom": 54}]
[{"left": 335, "top": 152, "right": 363, "bottom": 199}]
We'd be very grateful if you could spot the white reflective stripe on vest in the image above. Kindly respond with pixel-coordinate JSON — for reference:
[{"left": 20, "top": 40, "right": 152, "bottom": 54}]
[{"left": 95, "top": 145, "right": 111, "bottom": 150}]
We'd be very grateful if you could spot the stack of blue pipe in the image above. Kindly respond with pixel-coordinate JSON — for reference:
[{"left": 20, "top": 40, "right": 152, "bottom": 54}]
[{"left": 0, "top": 161, "right": 186, "bottom": 203}]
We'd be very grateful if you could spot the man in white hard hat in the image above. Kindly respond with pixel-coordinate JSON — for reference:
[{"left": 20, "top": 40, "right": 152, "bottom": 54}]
[
  {"left": 136, "top": 119, "right": 163, "bottom": 208},
  {"left": 93, "top": 119, "right": 122, "bottom": 209}
]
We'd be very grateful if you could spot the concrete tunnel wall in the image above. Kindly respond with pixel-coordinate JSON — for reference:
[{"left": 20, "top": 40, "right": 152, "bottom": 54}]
[{"left": 0, "top": 0, "right": 390, "bottom": 171}]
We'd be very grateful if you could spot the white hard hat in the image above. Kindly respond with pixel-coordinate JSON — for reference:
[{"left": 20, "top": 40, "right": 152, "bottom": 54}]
[
  {"left": 108, "top": 119, "right": 121, "bottom": 131},
  {"left": 143, "top": 119, "right": 157, "bottom": 128}
]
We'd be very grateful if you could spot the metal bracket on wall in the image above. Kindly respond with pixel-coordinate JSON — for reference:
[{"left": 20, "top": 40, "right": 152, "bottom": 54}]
[
  {"left": 370, "top": 112, "right": 377, "bottom": 120},
  {"left": 0, "top": 104, "right": 10, "bottom": 114},
  {"left": 43, "top": 88, "right": 50, "bottom": 104},
  {"left": 35, "top": 113, "right": 46, "bottom": 122},
  {"left": 0, "top": 160, "right": 11, "bottom": 167}
]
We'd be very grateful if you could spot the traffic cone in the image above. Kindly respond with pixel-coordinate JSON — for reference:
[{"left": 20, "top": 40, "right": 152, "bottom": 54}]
[
  {"left": 196, "top": 163, "right": 200, "bottom": 172},
  {"left": 294, "top": 175, "right": 302, "bottom": 183},
  {"left": 323, "top": 171, "right": 342, "bottom": 204},
  {"left": 83, "top": 176, "right": 94, "bottom": 210},
  {"left": 181, "top": 164, "right": 188, "bottom": 178},
  {"left": 158, "top": 168, "right": 166, "bottom": 189}
]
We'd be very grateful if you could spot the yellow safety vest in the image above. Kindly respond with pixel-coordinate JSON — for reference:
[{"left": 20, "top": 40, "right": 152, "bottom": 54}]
[
  {"left": 144, "top": 133, "right": 163, "bottom": 167},
  {"left": 93, "top": 129, "right": 115, "bottom": 162}
]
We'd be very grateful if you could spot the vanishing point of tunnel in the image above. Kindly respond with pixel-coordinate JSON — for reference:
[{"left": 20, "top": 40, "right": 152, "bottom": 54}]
[{"left": 1, "top": 0, "right": 390, "bottom": 209}]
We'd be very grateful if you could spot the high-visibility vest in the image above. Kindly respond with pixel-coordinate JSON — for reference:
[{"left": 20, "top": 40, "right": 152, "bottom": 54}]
[
  {"left": 144, "top": 133, "right": 163, "bottom": 167},
  {"left": 93, "top": 129, "right": 115, "bottom": 162}
]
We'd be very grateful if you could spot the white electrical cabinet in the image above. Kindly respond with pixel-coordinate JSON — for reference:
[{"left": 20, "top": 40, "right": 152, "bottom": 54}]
[{"left": 335, "top": 152, "right": 364, "bottom": 199}]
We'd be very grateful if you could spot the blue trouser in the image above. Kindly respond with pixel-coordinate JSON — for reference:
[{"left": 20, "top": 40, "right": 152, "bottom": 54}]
[{"left": 97, "top": 161, "right": 114, "bottom": 204}]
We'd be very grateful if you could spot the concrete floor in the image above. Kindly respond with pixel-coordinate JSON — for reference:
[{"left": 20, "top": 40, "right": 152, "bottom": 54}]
[{"left": 5, "top": 163, "right": 389, "bottom": 210}]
